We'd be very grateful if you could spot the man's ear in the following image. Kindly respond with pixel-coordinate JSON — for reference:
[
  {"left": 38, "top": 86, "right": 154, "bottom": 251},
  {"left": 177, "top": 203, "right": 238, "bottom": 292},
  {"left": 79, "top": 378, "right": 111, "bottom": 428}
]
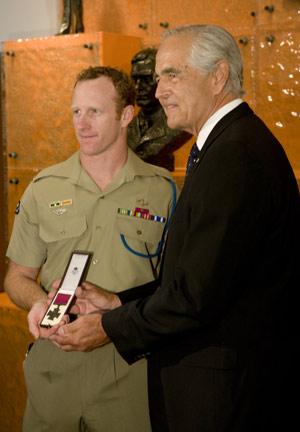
[
  {"left": 212, "top": 60, "right": 230, "bottom": 95},
  {"left": 121, "top": 105, "right": 134, "bottom": 126}
]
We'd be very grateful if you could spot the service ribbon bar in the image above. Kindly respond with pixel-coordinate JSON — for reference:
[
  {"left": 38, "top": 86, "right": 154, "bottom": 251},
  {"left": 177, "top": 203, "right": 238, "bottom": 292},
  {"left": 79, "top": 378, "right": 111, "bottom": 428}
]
[
  {"left": 118, "top": 207, "right": 166, "bottom": 223},
  {"left": 49, "top": 199, "right": 73, "bottom": 208}
]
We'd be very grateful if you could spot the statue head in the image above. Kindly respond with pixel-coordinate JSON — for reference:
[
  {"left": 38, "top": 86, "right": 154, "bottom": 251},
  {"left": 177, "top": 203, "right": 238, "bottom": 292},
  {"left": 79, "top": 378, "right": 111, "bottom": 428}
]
[{"left": 131, "top": 48, "right": 159, "bottom": 113}]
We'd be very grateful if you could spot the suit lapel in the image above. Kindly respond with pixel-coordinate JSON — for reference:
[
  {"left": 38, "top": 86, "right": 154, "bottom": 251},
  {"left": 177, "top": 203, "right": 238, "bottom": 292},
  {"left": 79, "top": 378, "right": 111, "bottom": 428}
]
[{"left": 192, "top": 102, "right": 253, "bottom": 171}]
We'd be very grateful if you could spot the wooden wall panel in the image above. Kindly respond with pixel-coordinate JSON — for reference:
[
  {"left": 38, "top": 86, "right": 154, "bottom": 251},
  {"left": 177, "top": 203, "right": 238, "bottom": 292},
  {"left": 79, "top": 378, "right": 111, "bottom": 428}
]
[
  {"left": 257, "top": 0, "right": 300, "bottom": 28},
  {"left": 154, "top": 0, "right": 257, "bottom": 41},
  {"left": 82, "top": 0, "right": 154, "bottom": 46},
  {"left": 83, "top": 0, "right": 258, "bottom": 44},
  {"left": 0, "top": 54, "right": 5, "bottom": 288},
  {"left": 255, "top": 29, "right": 300, "bottom": 171},
  {"left": 2, "top": 32, "right": 141, "bottom": 243},
  {"left": 81, "top": 0, "right": 300, "bottom": 183},
  {"left": 3, "top": 33, "right": 140, "bottom": 170},
  {"left": 236, "top": 34, "right": 257, "bottom": 110}
]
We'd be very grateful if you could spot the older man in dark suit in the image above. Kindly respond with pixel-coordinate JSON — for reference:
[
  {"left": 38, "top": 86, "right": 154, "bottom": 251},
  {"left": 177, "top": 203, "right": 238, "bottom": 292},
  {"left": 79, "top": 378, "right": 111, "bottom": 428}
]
[{"left": 42, "top": 25, "right": 299, "bottom": 432}]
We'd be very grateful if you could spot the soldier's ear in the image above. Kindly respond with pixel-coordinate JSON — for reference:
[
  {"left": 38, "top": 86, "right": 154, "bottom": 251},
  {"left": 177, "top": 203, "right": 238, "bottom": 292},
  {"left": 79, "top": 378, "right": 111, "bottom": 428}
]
[{"left": 121, "top": 105, "right": 134, "bottom": 126}]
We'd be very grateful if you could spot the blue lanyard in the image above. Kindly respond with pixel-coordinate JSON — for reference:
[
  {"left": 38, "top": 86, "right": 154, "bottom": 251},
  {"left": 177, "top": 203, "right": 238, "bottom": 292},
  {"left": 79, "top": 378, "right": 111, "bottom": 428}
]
[{"left": 120, "top": 178, "right": 177, "bottom": 259}]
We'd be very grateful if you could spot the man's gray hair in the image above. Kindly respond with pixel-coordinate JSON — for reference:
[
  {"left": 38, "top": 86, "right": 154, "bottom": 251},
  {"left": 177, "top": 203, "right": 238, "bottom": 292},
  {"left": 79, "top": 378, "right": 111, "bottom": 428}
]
[{"left": 162, "top": 25, "right": 245, "bottom": 97}]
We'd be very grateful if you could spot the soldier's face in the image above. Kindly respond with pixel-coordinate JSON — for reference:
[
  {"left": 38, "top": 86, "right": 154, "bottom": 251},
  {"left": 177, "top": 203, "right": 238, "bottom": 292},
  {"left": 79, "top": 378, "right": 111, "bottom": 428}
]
[{"left": 71, "top": 77, "right": 127, "bottom": 157}]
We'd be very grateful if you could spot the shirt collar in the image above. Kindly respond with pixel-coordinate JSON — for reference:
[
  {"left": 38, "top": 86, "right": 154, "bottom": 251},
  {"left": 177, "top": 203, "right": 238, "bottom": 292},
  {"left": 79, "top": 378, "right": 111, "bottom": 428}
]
[
  {"left": 196, "top": 98, "right": 243, "bottom": 151},
  {"left": 68, "top": 148, "right": 160, "bottom": 182},
  {"left": 34, "top": 148, "right": 172, "bottom": 195}
]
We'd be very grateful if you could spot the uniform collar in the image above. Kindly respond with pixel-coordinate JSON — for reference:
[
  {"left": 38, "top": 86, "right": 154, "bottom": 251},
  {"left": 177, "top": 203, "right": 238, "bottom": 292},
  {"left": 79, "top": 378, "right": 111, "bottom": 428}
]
[
  {"left": 34, "top": 151, "right": 80, "bottom": 183},
  {"left": 123, "top": 148, "right": 170, "bottom": 179},
  {"left": 34, "top": 149, "right": 172, "bottom": 195},
  {"left": 67, "top": 149, "right": 169, "bottom": 181},
  {"left": 104, "top": 148, "right": 173, "bottom": 194}
]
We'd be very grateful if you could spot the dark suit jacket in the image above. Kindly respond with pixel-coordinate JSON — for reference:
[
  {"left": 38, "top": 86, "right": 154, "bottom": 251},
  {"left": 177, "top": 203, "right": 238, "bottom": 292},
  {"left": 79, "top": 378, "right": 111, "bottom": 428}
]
[{"left": 103, "top": 103, "right": 299, "bottom": 432}]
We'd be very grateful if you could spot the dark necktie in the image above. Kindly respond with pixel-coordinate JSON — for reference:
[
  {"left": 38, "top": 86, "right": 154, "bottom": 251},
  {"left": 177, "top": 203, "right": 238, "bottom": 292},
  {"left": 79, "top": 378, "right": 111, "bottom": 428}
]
[{"left": 186, "top": 142, "right": 200, "bottom": 175}]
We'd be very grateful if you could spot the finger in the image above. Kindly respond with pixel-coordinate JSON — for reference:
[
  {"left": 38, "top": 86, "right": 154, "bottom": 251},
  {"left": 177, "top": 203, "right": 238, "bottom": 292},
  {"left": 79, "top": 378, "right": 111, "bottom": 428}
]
[
  {"left": 59, "top": 344, "right": 78, "bottom": 352},
  {"left": 49, "top": 333, "right": 66, "bottom": 345},
  {"left": 47, "top": 292, "right": 55, "bottom": 302},
  {"left": 76, "top": 286, "right": 88, "bottom": 299},
  {"left": 48, "top": 279, "right": 62, "bottom": 301},
  {"left": 48, "top": 288, "right": 58, "bottom": 302},
  {"left": 39, "top": 326, "right": 61, "bottom": 339},
  {"left": 75, "top": 286, "right": 83, "bottom": 297},
  {"left": 81, "top": 281, "right": 97, "bottom": 291},
  {"left": 52, "top": 278, "right": 61, "bottom": 290},
  {"left": 50, "top": 321, "right": 75, "bottom": 340},
  {"left": 50, "top": 340, "right": 61, "bottom": 349},
  {"left": 28, "top": 321, "right": 40, "bottom": 339},
  {"left": 68, "top": 303, "right": 81, "bottom": 314},
  {"left": 60, "top": 314, "right": 70, "bottom": 325},
  {"left": 28, "top": 303, "right": 47, "bottom": 339},
  {"left": 50, "top": 332, "right": 86, "bottom": 352},
  {"left": 49, "top": 333, "right": 76, "bottom": 350},
  {"left": 47, "top": 317, "right": 69, "bottom": 335}
]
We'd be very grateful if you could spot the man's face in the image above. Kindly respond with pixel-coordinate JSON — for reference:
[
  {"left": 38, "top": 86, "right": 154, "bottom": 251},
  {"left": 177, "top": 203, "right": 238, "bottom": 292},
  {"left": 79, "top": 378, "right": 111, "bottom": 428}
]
[
  {"left": 71, "top": 76, "right": 125, "bottom": 157},
  {"left": 131, "top": 61, "right": 158, "bottom": 109},
  {"left": 155, "top": 34, "right": 215, "bottom": 136}
]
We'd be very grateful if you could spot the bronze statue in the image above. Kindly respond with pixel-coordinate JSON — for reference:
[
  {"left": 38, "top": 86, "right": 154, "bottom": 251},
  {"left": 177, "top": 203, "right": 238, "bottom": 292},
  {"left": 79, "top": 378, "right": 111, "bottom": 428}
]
[
  {"left": 57, "top": 0, "right": 84, "bottom": 35},
  {"left": 128, "top": 48, "right": 191, "bottom": 171}
]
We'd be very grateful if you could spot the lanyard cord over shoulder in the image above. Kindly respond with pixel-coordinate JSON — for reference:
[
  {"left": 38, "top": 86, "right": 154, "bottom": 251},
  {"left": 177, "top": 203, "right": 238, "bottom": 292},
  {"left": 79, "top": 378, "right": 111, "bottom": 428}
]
[{"left": 120, "top": 178, "right": 177, "bottom": 261}]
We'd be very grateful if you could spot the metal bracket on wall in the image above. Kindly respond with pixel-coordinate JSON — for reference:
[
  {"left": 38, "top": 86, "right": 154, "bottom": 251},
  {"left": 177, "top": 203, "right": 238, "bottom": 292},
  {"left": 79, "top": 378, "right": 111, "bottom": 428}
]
[
  {"left": 138, "top": 23, "right": 148, "bottom": 30},
  {"left": 264, "top": 5, "right": 275, "bottom": 13},
  {"left": 265, "top": 35, "right": 275, "bottom": 44},
  {"left": 9, "top": 178, "right": 19, "bottom": 185},
  {"left": 159, "top": 22, "right": 169, "bottom": 28},
  {"left": 83, "top": 43, "right": 93, "bottom": 49},
  {"left": 239, "top": 37, "right": 249, "bottom": 46}
]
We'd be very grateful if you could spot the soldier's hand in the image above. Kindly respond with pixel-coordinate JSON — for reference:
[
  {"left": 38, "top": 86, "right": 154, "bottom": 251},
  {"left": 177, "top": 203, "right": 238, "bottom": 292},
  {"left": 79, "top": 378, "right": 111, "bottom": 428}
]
[
  {"left": 49, "top": 279, "right": 61, "bottom": 299},
  {"left": 28, "top": 300, "right": 67, "bottom": 339},
  {"left": 28, "top": 281, "right": 69, "bottom": 339},
  {"left": 28, "top": 300, "right": 48, "bottom": 338}
]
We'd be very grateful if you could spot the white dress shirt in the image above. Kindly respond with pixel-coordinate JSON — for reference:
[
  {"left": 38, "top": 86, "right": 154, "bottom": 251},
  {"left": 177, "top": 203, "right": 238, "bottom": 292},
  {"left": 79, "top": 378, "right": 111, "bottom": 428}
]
[{"left": 196, "top": 99, "right": 243, "bottom": 152}]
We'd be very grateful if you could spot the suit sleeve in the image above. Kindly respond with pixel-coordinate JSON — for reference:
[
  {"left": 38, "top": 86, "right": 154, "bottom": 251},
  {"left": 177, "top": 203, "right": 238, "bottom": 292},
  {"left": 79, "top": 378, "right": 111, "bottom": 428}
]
[
  {"left": 102, "top": 138, "right": 279, "bottom": 364},
  {"left": 118, "top": 279, "right": 159, "bottom": 304}
]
